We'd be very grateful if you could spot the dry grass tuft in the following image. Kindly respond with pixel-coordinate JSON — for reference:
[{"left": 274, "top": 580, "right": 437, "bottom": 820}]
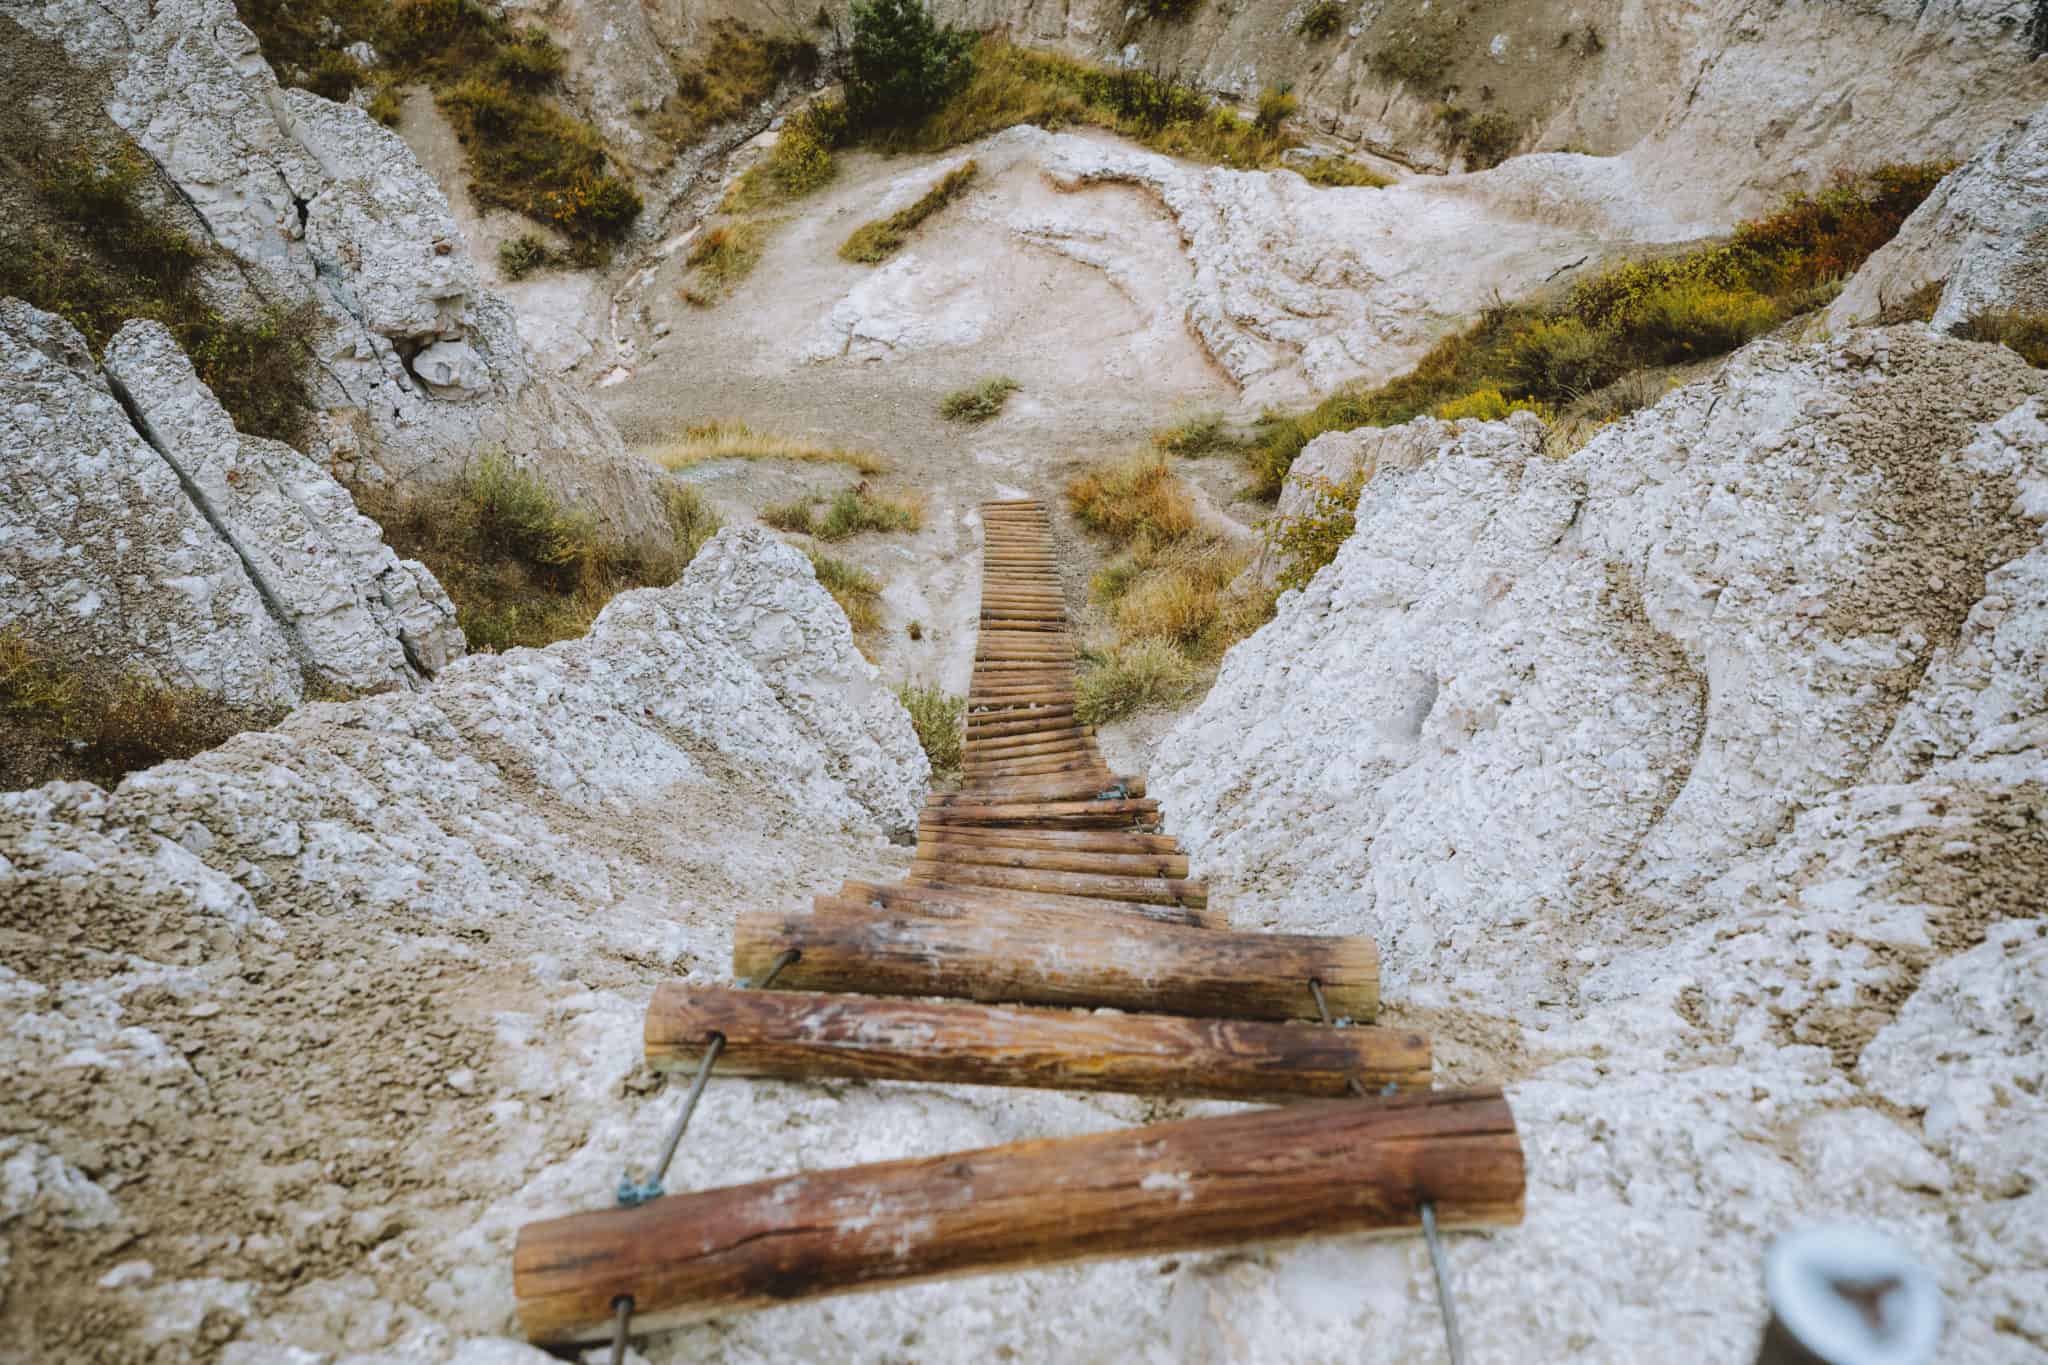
[
  {"left": 363, "top": 455, "right": 719, "bottom": 652},
  {"left": 939, "top": 376, "right": 1021, "bottom": 423},
  {"left": 0, "top": 631, "right": 279, "bottom": 789},
  {"left": 895, "top": 682, "right": 964, "bottom": 774},
  {"left": 806, "top": 548, "right": 884, "bottom": 639},
  {"left": 1064, "top": 454, "right": 1272, "bottom": 723},
  {"left": 1075, "top": 638, "right": 1201, "bottom": 725},
  {"left": 839, "top": 160, "right": 979, "bottom": 264},
  {"left": 652, "top": 422, "right": 888, "bottom": 475},
  {"left": 1066, "top": 452, "right": 1196, "bottom": 544}
]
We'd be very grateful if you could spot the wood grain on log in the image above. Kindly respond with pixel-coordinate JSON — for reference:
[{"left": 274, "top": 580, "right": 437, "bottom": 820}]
[
  {"left": 732, "top": 902, "right": 1374, "bottom": 1018},
  {"left": 514, "top": 1090, "right": 1520, "bottom": 1343}
]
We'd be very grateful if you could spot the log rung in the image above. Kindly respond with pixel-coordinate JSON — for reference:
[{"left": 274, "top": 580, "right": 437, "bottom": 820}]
[
  {"left": 513, "top": 1090, "right": 1523, "bottom": 1343},
  {"left": 735, "top": 902, "right": 1375, "bottom": 1019},
  {"left": 645, "top": 985, "right": 1431, "bottom": 1101}
]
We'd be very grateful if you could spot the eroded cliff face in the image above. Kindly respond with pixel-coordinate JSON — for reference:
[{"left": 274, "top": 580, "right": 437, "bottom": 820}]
[
  {"left": 1154, "top": 326, "right": 2048, "bottom": 1360},
  {"left": 0, "top": 299, "right": 460, "bottom": 710},
  {"left": 0, "top": 528, "right": 937, "bottom": 1362},
  {"left": 0, "top": 0, "right": 670, "bottom": 545}
]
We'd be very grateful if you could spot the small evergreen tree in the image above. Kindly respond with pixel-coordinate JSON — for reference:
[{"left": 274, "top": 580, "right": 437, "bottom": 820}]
[{"left": 844, "top": 0, "right": 974, "bottom": 128}]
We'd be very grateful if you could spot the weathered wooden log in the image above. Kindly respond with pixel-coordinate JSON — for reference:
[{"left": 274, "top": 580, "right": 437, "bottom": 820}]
[
  {"left": 646, "top": 985, "right": 1430, "bottom": 1099},
  {"left": 733, "top": 902, "right": 1373, "bottom": 1018},
  {"left": 936, "top": 773, "right": 1144, "bottom": 802},
  {"left": 906, "top": 859, "right": 1205, "bottom": 907},
  {"left": 916, "top": 839, "right": 1190, "bottom": 878},
  {"left": 514, "top": 1089, "right": 1520, "bottom": 1343},
  {"left": 840, "top": 878, "right": 1219, "bottom": 931},
  {"left": 919, "top": 797, "right": 1157, "bottom": 828},
  {"left": 912, "top": 825, "right": 1185, "bottom": 855}
]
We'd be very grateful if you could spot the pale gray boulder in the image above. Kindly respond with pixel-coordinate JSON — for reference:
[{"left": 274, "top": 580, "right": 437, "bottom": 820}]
[
  {"left": 2, "top": 0, "right": 670, "bottom": 546},
  {"left": 102, "top": 320, "right": 463, "bottom": 695},
  {"left": 1830, "top": 99, "right": 2048, "bottom": 331},
  {"left": 0, "top": 300, "right": 300, "bottom": 710}
]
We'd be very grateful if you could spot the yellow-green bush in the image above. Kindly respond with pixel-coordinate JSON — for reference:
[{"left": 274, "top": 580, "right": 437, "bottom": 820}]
[
  {"left": 1246, "top": 162, "right": 1952, "bottom": 499},
  {"left": 807, "top": 549, "right": 884, "bottom": 640},
  {"left": 1269, "top": 472, "right": 1362, "bottom": 591},
  {"left": 1294, "top": 156, "right": 1393, "bottom": 188},
  {"left": 1432, "top": 387, "right": 1548, "bottom": 423},
  {"left": 840, "top": 160, "right": 978, "bottom": 263},
  {"left": 895, "top": 683, "right": 964, "bottom": 773}
]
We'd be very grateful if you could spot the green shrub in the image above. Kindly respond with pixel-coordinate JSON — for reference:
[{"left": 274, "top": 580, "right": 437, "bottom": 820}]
[
  {"left": 895, "top": 683, "right": 964, "bottom": 773},
  {"left": 657, "top": 22, "right": 820, "bottom": 149},
  {"left": 1438, "top": 106, "right": 1519, "bottom": 169},
  {"left": 491, "top": 28, "right": 565, "bottom": 88},
  {"left": 1138, "top": 0, "right": 1201, "bottom": 19},
  {"left": 844, "top": 0, "right": 976, "bottom": 130},
  {"left": 1254, "top": 84, "right": 1298, "bottom": 137},
  {"left": 1294, "top": 156, "right": 1392, "bottom": 188},
  {"left": 762, "top": 498, "right": 818, "bottom": 533},
  {"left": 939, "top": 376, "right": 1020, "bottom": 422},
  {"left": 839, "top": 160, "right": 978, "bottom": 263},
  {"left": 362, "top": 455, "right": 720, "bottom": 652},
  {"left": 1269, "top": 472, "right": 1362, "bottom": 591},
  {"left": 1296, "top": 0, "right": 1344, "bottom": 40},
  {"left": 1501, "top": 317, "right": 1614, "bottom": 402},
  {"left": 498, "top": 232, "right": 557, "bottom": 279},
  {"left": 1368, "top": 14, "right": 1457, "bottom": 89},
  {"left": 1152, "top": 412, "right": 1245, "bottom": 457},
  {"left": 818, "top": 485, "right": 923, "bottom": 539},
  {"left": 0, "top": 126, "right": 313, "bottom": 443},
  {"left": 236, "top": 0, "right": 639, "bottom": 247}
]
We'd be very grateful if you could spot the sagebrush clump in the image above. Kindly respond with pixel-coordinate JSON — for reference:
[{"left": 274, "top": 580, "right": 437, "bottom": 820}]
[
  {"left": 939, "top": 377, "right": 1021, "bottom": 423},
  {"left": 840, "top": 161, "right": 979, "bottom": 263}
]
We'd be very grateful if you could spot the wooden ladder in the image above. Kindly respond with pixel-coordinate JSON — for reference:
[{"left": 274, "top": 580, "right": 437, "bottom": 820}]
[{"left": 512, "top": 499, "right": 1526, "bottom": 1346}]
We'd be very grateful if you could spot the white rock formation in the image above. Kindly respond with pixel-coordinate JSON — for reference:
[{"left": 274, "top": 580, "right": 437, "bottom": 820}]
[
  {"left": 0, "top": 300, "right": 301, "bottom": 710},
  {"left": 0, "top": 527, "right": 942, "bottom": 1358},
  {"left": 798, "top": 127, "right": 1700, "bottom": 405},
  {"left": 1831, "top": 99, "right": 2048, "bottom": 332},
  {"left": 103, "top": 320, "right": 463, "bottom": 695},
  {"left": 1154, "top": 325, "right": 2048, "bottom": 1359},
  {"left": 0, "top": 0, "right": 670, "bottom": 545}
]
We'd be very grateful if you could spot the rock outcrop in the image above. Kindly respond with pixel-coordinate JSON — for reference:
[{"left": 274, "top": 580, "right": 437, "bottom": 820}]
[
  {"left": 0, "top": 527, "right": 932, "bottom": 1359},
  {"left": 104, "top": 320, "right": 464, "bottom": 694},
  {"left": 1153, "top": 325, "right": 2048, "bottom": 1359},
  {"left": 0, "top": 301, "right": 301, "bottom": 709},
  {"left": 0, "top": 0, "right": 670, "bottom": 545},
  {"left": 1830, "top": 99, "right": 2048, "bottom": 332},
  {"left": 0, "top": 300, "right": 459, "bottom": 707}
]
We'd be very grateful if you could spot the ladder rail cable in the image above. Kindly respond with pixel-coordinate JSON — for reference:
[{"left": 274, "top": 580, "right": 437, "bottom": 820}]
[
  {"left": 1312, "top": 977, "right": 1467, "bottom": 1365},
  {"left": 608, "top": 948, "right": 801, "bottom": 1361}
]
